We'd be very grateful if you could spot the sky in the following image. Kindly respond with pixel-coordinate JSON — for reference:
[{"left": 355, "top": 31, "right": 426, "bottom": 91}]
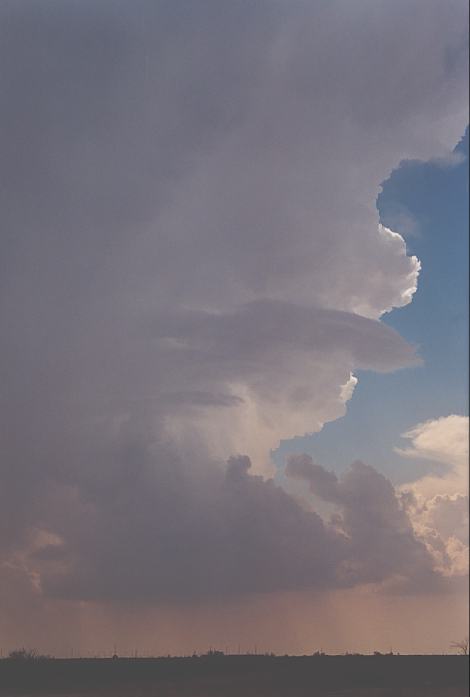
[{"left": 0, "top": 0, "right": 468, "bottom": 656}]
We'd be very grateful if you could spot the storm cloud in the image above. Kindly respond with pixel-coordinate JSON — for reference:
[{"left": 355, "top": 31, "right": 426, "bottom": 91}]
[
  {"left": 26, "top": 451, "right": 438, "bottom": 601},
  {"left": 0, "top": 0, "right": 468, "bottom": 608}
]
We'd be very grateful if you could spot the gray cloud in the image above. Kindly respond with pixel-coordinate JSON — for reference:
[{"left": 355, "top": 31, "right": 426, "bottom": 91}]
[
  {"left": 29, "top": 445, "right": 437, "bottom": 602},
  {"left": 286, "top": 455, "right": 437, "bottom": 590},
  {"left": 0, "top": 0, "right": 467, "bottom": 606},
  {"left": 35, "top": 451, "right": 341, "bottom": 601}
]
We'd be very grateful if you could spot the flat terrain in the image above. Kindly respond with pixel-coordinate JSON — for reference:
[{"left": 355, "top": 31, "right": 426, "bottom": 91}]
[{"left": 0, "top": 655, "right": 468, "bottom": 696}]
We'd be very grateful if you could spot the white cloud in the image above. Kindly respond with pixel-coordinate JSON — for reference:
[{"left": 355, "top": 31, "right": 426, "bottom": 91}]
[
  {"left": 397, "top": 416, "right": 469, "bottom": 578},
  {"left": 396, "top": 415, "right": 469, "bottom": 496},
  {"left": 340, "top": 374, "right": 358, "bottom": 404}
]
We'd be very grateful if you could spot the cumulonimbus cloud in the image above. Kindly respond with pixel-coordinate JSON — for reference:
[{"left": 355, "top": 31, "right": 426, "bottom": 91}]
[{"left": 0, "top": 0, "right": 468, "bottom": 605}]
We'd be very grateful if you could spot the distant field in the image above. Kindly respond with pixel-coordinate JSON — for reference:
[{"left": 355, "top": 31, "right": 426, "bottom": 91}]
[{"left": 0, "top": 655, "right": 468, "bottom": 696}]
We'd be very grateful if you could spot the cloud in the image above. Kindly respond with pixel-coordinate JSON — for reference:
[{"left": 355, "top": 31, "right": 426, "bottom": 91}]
[
  {"left": 29, "top": 452, "right": 340, "bottom": 601},
  {"left": 396, "top": 415, "right": 469, "bottom": 497},
  {"left": 396, "top": 416, "right": 469, "bottom": 578},
  {"left": 404, "top": 493, "right": 469, "bottom": 578},
  {"left": 286, "top": 455, "right": 437, "bottom": 591},
  {"left": 0, "top": 0, "right": 467, "bottom": 608},
  {"left": 397, "top": 415, "right": 469, "bottom": 469},
  {"left": 20, "top": 448, "right": 437, "bottom": 602}
]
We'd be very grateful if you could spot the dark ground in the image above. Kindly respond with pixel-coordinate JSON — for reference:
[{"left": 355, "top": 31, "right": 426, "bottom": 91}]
[{"left": 0, "top": 655, "right": 468, "bottom": 696}]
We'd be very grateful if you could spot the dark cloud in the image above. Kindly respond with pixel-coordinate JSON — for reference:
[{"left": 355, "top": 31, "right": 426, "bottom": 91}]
[
  {"left": 286, "top": 454, "right": 339, "bottom": 501},
  {"left": 33, "top": 447, "right": 341, "bottom": 601},
  {"left": 29, "top": 443, "right": 437, "bottom": 602},
  {"left": 286, "top": 455, "right": 437, "bottom": 590}
]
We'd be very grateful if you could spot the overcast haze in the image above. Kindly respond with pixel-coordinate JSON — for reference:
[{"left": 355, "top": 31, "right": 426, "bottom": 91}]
[{"left": 0, "top": 0, "right": 468, "bottom": 656}]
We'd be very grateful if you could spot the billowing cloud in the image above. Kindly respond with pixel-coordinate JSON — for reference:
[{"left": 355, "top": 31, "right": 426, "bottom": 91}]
[
  {"left": 0, "top": 0, "right": 468, "bottom": 613},
  {"left": 397, "top": 416, "right": 469, "bottom": 578},
  {"left": 17, "top": 450, "right": 437, "bottom": 602},
  {"left": 286, "top": 455, "right": 436, "bottom": 591}
]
